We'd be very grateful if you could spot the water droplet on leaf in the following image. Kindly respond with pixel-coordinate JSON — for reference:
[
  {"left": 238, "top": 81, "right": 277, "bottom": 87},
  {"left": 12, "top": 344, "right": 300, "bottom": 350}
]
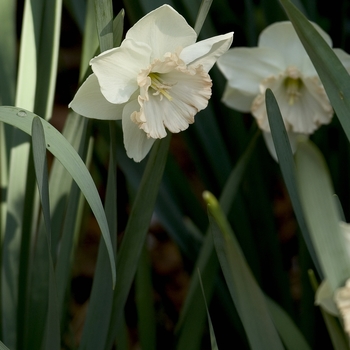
[{"left": 17, "top": 110, "right": 27, "bottom": 117}]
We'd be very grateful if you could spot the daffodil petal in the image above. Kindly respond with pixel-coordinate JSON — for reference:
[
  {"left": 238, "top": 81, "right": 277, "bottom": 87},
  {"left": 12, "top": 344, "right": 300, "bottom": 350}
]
[
  {"left": 122, "top": 99, "right": 155, "bottom": 162},
  {"left": 180, "top": 32, "right": 233, "bottom": 72},
  {"left": 69, "top": 74, "right": 123, "bottom": 119},
  {"left": 163, "top": 67, "right": 211, "bottom": 132},
  {"left": 136, "top": 65, "right": 212, "bottom": 138},
  {"left": 91, "top": 39, "right": 152, "bottom": 104},
  {"left": 251, "top": 75, "right": 284, "bottom": 131},
  {"left": 273, "top": 77, "right": 333, "bottom": 134},
  {"left": 136, "top": 95, "right": 168, "bottom": 139},
  {"left": 340, "top": 222, "right": 350, "bottom": 257},
  {"left": 217, "top": 47, "right": 284, "bottom": 94},
  {"left": 221, "top": 85, "right": 256, "bottom": 112},
  {"left": 334, "top": 48, "right": 350, "bottom": 72},
  {"left": 126, "top": 4, "right": 197, "bottom": 59},
  {"left": 262, "top": 130, "right": 301, "bottom": 161},
  {"left": 69, "top": 4, "right": 232, "bottom": 162},
  {"left": 315, "top": 280, "right": 339, "bottom": 316},
  {"left": 258, "top": 22, "right": 332, "bottom": 69},
  {"left": 249, "top": 66, "right": 333, "bottom": 134}
]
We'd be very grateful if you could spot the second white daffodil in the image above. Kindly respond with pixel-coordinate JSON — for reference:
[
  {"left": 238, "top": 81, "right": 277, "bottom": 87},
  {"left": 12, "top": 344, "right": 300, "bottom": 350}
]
[
  {"left": 217, "top": 21, "right": 350, "bottom": 157},
  {"left": 69, "top": 4, "right": 233, "bottom": 162}
]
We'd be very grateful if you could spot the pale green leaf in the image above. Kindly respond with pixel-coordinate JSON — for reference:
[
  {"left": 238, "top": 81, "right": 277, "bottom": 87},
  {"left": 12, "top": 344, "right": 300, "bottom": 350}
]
[
  {"left": 0, "top": 341, "right": 10, "bottom": 350},
  {"left": 32, "top": 117, "right": 51, "bottom": 243},
  {"left": 1, "top": 133, "right": 31, "bottom": 349},
  {"left": 30, "top": 117, "right": 60, "bottom": 350},
  {"left": 80, "top": 0, "right": 98, "bottom": 77},
  {"left": 0, "top": 106, "right": 116, "bottom": 286},
  {"left": 295, "top": 140, "right": 350, "bottom": 291},
  {"left": 34, "top": 0, "right": 63, "bottom": 121},
  {"left": 279, "top": 0, "right": 350, "bottom": 141},
  {"left": 15, "top": 0, "right": 42, "bottom": 110},
  {"left": 78, "top": 3, "right": 123, "bottom": 345},
  {"left": 94, "top": 0, "right": 113, "bottom": 52},
  {"left": 55, "top": 123, "right": 91, "bottom": 314},
  {"left": 0, "top": 0, "right": 16, "bottom": 105},
  {"left": 194, "top": 0, "right": 213, "bottom": 36},
  {"left": 2, "top": 0, "right": 43, "bottom": 343}
]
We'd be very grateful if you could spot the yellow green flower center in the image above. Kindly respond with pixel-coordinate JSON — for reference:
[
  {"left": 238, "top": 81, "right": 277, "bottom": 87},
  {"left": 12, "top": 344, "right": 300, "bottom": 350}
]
[
  {"left": 149, "top": 73, "right": 173, "bottom": 101},
  {"left": 284, "top": 77, "right": 303, "bottom": 105}
]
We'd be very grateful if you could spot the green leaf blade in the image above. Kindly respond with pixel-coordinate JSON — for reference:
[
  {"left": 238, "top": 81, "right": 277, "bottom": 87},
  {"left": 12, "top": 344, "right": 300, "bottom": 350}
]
[
  {"left": 31, "top": 117, "right": 51, "bottom": 239},
  {"left": 295, "top": 140, "right": 350, "bottom": 291},
  {"left": 0, "top": 106, "right": 116, "bottom": 287},
  {"left": 279, "top": 0, "right": 350, "bottom": 141},
  {"left": 175, "top": 131, "right": 258, "bottom": 350},
  {"left": 265, "top": 88, "right": 322, "bottom": 276},
  {"left": 78, "top": 122, "right": 117, "bottom": 350},
  {"left": 206, "top": 192, "right": 284, "bottom": 350},
  {"left": 106, "top": 135, "right": 171, "bottom": 349}
]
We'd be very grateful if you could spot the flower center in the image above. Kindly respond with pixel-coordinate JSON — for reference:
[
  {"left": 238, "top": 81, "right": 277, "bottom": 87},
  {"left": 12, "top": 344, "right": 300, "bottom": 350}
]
[
  {"left": 148, "top": 73, "right": 173, "bottom": 101},
  {"left": 284, "top": 76, "right": 303, "bottom": 105},
  {"left": 133, "top": 52, "right": 212, "bottom": 139}
]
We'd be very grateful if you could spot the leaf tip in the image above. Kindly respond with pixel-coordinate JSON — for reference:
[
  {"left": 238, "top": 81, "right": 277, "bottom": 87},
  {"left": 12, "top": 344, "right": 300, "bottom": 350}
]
[{"left": 202, "top": 190, "right": 218, "bottom": 209}]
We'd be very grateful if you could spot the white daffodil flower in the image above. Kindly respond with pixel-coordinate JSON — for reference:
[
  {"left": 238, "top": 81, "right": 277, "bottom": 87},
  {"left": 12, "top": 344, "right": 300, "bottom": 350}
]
[
  {"left": 317, "top": 222, "right": 350, "bottom": 337},
  {"left": 335, "top": 221, "right": 350, "bottom": 337},
  {"left": 216, "top": 21, "right": 350, "bottom": 158},
  {"left": 69, "top": 5, "right": 233, "bottom": 162}
]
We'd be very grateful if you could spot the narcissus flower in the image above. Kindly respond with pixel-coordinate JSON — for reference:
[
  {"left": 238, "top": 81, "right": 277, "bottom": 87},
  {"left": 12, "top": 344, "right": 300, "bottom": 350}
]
[
  {"left": 69, "top": 4, "right": 233, "bottom": 162},
  {"left": 315, "top": 221, "right": 350, "bottom": 321},
  {"left": 216, "top": 21, "right": 350, "bottom": 157}
]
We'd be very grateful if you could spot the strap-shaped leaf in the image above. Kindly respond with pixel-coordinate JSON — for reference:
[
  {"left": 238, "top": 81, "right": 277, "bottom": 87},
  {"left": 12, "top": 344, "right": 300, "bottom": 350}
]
[
  {"left": 32, "top": 117, "right": 51, "bottom": 241},
  {"left": 78, "top": 122, "right": 117, "bottom": 350},
  {"left": 0, "top": 0, "right": 15, "bottom": 105},
  {"left": 265, "top": 88, "right": 322, "bottom": 276},
  {"left": 105, "top": 134, "right": 171, "bottom": 349},
  {"left": 0, "top": 341, "right": 10, "bottom": 350},
  {"left": 31, "top": 117, "right": 60, "bottom": 350},
  {"left": 206, "top": 192, "right": 284, "bottom": 350},
  {"left": 176, "top": 131, "right": 259, "bottom": 350},
  {"left": 295, "top": 140, "right": 350, "bottom": 291},
  {"left": 94, "top": 0, "right": 113, "bottom": 52},
  {"left": 0, "top": 106, "right": 116, "bottom": 286},
  {"left": 279, "top": 0, "right": 350, "bottom": 142},
  {"left": 198, "top": 269, "right": 219, "bottom": 350},
  {"left": 194, "top": 0, "right": 213, "bottom": 35},
  {"left": 78, "top": 4, "right": 123, "bottom": 348}
]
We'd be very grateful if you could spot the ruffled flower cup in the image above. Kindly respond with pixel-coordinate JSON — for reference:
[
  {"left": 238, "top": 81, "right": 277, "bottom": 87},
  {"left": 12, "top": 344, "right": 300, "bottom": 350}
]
[
  {"left": 216, "top": 21, "right": 350, "bottom": 159},
  {"left": 69, "top": 4, "right": 233, "bottom": 161}
]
